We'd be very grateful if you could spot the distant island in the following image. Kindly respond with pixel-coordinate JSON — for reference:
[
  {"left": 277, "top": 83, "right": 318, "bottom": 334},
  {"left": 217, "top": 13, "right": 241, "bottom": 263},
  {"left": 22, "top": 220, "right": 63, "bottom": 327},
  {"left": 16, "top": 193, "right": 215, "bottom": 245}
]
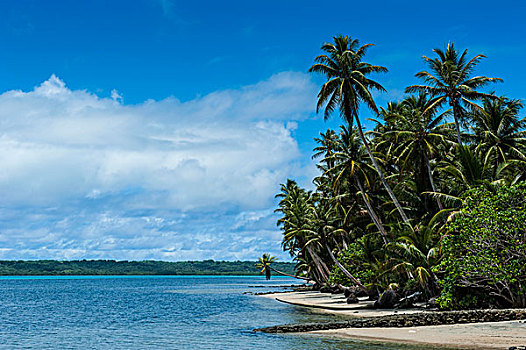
[{"left": 0, "top": 260, "right": 296, "bottom": 276}]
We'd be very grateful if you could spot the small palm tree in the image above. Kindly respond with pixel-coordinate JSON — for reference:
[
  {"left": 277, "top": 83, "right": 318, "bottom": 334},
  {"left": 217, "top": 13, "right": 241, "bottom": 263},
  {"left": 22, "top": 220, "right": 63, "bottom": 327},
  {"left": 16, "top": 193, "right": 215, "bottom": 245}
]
[
  {"left": 385, "top": 223, "right": 441, "bottom": 296},
  {"left": 406, "top": 42, "right": 502, "bottom": 146},
  {"left": 255, "top": 254, "right": 309, "bottom": 281},
  {"left": 256, "top": 254, "right": 277, "bottom": 280}
]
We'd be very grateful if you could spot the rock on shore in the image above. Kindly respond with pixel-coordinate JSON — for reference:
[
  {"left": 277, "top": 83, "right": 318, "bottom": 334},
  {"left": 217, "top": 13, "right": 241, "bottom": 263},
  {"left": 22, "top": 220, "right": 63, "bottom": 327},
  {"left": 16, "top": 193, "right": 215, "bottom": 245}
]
[{"left": 254, "top": 309, "right": 526, "bottom": 333}]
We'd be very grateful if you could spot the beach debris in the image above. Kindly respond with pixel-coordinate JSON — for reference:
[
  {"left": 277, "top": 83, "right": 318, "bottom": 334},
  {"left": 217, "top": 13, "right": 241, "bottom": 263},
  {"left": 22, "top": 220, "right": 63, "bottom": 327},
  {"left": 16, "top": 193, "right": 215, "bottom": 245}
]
[
  {"left": 396, "top": 291, "right": 421, "bottom": 308},
  {"left": 374, "top": 289, "right": 399, "bottom": 309}
]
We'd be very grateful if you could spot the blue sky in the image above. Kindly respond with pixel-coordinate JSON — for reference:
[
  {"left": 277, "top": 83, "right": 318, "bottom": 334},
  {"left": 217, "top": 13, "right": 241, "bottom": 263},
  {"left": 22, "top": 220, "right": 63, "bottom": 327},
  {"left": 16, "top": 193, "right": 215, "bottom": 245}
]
[{"left": 0, "top": 0, "right": 524, "bottom": 261}]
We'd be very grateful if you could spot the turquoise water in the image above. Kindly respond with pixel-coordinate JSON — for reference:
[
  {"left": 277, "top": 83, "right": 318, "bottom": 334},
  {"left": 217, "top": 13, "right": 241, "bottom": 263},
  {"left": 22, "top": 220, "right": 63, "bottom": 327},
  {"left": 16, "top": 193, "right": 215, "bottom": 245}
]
[{"left": 0, "top": 275, "right": 426, "bottom": 349}]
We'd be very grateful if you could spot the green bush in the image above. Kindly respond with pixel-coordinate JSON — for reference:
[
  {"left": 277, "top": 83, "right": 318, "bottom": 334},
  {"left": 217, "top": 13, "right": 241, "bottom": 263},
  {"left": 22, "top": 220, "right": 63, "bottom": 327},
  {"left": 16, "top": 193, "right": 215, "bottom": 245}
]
[
  {"left": 328, "top": 239, "right": 376, "bottom": 287},
  {"left": 437, "top": 182, "right": 526, "bottom": 309}
]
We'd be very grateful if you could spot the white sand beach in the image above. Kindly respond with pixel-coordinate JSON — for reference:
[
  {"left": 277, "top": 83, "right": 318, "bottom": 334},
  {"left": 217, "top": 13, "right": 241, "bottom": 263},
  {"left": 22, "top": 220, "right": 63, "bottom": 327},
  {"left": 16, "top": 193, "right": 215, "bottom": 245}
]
[{"left": 262, "top": 291, "right": 526, "bottom": 349}]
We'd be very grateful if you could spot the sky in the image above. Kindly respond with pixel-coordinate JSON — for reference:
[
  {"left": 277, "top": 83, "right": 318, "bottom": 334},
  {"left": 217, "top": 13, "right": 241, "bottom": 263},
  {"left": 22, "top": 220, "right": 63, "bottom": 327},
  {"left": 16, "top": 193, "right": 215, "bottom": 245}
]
[{"left": 0, "top": 0, "right": 525, "bottom": 261}]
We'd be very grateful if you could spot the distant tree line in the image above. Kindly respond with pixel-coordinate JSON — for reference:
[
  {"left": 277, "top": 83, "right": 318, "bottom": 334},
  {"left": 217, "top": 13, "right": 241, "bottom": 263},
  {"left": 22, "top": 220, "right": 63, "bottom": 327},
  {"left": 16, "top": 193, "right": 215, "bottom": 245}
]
[{"left": 0, "top": 260, "right": 296, "bottom": 276}]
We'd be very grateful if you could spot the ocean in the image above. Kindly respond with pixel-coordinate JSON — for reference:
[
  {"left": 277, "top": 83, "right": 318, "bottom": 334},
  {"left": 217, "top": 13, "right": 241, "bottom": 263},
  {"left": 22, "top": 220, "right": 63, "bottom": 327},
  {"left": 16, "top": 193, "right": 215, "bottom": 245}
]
[{"left": 0, "top": 275, "right": 426, "bottom": 349}]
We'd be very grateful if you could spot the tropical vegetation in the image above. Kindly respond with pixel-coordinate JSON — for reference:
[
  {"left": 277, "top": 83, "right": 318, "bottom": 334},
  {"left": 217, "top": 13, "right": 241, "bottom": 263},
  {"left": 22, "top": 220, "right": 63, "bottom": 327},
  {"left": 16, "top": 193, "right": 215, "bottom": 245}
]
[{"left": 262, "top": 35, "right": 526, "bottom": 309}]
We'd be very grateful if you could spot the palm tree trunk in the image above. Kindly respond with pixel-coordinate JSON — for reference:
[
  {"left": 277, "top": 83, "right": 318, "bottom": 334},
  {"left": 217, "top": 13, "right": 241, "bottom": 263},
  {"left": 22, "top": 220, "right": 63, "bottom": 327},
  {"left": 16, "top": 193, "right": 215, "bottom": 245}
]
[
  {"left": 325, "top": 244, "right": 369, "bottom": 294},
  {"left": 310, "top": 246, "right": 331, "bottom": 277},
  {"left": 310, "top": 266, "right": 322, "bottom": 285},
  {"left": 341, "top": 234, "right": 348, "bottom": 250},
  {"left": 269, "top": 267, "right": 310, "bottom": 281},
  {"left": 423, "top": 152, "right": 443, "bottom": 210},
  {"left": 306, "top": 245, "right": 330, "bottom": 282},
  {"left": 332, "top": 237, "right": 342, "bottom": 255},
  {"left": 452, "top": 102, "right": 463, "bottom": 146},
  {"left": 353, "top": 110, "right": 411, "bottom": 225},
  {"left": 354, "top": 175, "right": 389, "bottom": 244}
]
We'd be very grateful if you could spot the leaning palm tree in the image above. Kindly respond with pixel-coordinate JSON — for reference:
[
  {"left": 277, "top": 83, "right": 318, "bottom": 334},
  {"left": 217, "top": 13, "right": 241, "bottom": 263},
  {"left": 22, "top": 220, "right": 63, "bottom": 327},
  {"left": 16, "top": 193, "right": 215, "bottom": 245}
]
[
  {"left": 309, "top": 35, "right": 411, "bottom": 226},
  {"left": 255, "top": 254, "right": 310, "bottom": 281},
  {"left": 276, "top": 181, "right": 331, "bottom": 283},
  {"left": 327, "top": 126, "right": 390, "bottom": 243},
  {"left": 306, "top": 199, "right": 371, "bottom": 294},
  {"left": 406, "top": 42, "right": 502, "bottom": 146}
]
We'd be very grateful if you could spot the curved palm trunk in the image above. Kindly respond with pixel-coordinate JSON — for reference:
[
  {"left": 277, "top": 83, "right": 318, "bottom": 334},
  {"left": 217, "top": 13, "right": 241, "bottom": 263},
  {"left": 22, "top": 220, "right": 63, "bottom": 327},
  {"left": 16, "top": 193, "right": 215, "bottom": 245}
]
[
  {"left": 270, "top": 267, "right": 310, "bottom": 281},
  {"left": 332, "top": 237, "right": 343, "bottom": 255},
  {"left": 306, "top": 245, "right": 330, "bottom": 282},
  {"left": 325, "top": 244, "right": 369, "bottom": 294},
  {"left": 309, "top": 266, "right": 323, "bottom": 285},
  {"left": 353, "top": 111, "right": 411, "bottom": 225},
  {"left": 354, "top": 175, "right": 389, "bottom": 244},
  {"left": 423, "top": 152, "right": 443, "bottom": 210}
]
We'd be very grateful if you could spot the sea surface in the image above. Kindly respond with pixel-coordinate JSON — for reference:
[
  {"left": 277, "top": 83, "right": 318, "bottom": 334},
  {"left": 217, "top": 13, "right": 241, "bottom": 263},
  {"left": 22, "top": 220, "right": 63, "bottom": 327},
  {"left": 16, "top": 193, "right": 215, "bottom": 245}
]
[{"left": 0, "top": 275, "right": 429, "bottom": 349}]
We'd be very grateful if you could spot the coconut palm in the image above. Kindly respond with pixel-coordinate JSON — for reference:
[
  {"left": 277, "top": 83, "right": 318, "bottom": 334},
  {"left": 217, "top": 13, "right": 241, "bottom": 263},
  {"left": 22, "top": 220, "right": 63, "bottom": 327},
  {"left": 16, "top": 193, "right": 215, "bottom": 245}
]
[
  {"left": 470, "top": 96, "right": 526, "bottom": 175},
  {"left": 306, "top": 199, "right": 371, "bottom": 294},
  {"left": 309, "top": 34, "right": 411, "bottom": 226},
  {"left": 384, "top": 223, "right": 441, "bottom": 296},
  {"left": 256, "top": 254, "right": 309, "bottom": 281},
  {"left": 255, "top": 254, "right": 277, "bottom": 280},
  {"left": 379, "top": 94, "right": 454, "bottom": 211},
  {"left": 326, "top": 126, "right": 390, "bottom": 243},
  {"left": 406, "top": 42, "right": 502, "bottom": 146},
  {"left": 276, "top": 181, "right": 331, "bottom": 283}
]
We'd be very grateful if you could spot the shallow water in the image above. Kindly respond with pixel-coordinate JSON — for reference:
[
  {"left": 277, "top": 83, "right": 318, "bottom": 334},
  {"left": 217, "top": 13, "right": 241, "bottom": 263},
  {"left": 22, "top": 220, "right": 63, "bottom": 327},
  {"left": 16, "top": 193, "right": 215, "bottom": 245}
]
[{"left": 0, "top": 275, "right": 431, "bottom": 349}]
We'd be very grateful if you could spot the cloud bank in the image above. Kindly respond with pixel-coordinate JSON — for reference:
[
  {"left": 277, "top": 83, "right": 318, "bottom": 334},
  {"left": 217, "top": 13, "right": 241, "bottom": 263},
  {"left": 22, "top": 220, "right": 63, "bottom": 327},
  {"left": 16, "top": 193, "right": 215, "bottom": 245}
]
[{"left": 0, "top": 72, "right": 317, "bottom": 260}]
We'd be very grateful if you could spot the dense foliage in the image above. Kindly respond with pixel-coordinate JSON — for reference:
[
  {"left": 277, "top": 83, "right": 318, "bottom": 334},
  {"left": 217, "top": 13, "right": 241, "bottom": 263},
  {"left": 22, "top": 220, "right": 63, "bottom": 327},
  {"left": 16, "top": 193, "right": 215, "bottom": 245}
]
[
  {"left": 438, "top": 184, "right": 526, "bottom": 309},
  {"left": 0, "top": 260, "right": 296, "bottom": 276},
  {"left": 267, "top": 35, "right": 526, "bottom": 308}
]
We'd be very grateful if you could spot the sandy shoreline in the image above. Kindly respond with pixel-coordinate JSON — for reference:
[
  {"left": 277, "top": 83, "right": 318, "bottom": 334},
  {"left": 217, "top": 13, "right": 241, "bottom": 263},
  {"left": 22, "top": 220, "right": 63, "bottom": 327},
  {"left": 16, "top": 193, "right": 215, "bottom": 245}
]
[{"left": 260, "top": 291, "right": 526, "bottom": 349}]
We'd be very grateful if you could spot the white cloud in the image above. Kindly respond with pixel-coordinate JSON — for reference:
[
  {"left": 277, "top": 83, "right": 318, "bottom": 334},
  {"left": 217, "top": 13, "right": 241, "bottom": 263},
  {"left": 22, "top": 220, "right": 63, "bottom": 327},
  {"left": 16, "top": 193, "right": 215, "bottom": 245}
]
[
  {"left": 110, "top": 89, "right": 123, "bottom": 103},
  {"left": 0, "top": 72, "right": 317, "bottom": 260}
]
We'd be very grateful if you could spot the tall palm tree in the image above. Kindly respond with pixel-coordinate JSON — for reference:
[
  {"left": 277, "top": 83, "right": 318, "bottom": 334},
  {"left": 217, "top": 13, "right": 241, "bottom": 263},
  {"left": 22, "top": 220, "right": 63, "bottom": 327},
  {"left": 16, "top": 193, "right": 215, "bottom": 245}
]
[
  {"left": 406, "top": 42, "right": 502, "bottom": 146},
  {"left": 309, "top": 35, "right": 411, "bottom": 226}
]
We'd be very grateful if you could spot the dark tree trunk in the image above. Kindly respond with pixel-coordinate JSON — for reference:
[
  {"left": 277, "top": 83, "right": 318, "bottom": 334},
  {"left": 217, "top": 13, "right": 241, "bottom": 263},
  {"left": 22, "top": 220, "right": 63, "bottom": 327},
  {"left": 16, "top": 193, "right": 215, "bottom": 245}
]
[
  {"left": 354, "top": 175, "right": 389, "bottom": 244},
  {"left": 352, "top": 109, "right": 411, "bottom": 225}
]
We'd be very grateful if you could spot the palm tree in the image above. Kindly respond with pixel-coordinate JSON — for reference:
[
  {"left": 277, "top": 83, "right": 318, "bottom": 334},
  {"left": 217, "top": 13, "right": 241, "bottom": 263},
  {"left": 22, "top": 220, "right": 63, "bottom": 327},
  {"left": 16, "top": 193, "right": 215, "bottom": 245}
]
[
  {"left": 309, "top": 34, "right": 411, "bottom": 226},
  {"left": 406, "top": 42, "right": 502, "bottom": 146},
  {"left": 255, "top": 254, "right": 310, "bottom": 281},
  {"left": 384, "top": 223, "right": 441, "bottom": 296},
  {"left": 312, "top": 129, "right": 340, "bottom": 199},
  {"left": 379, "top": 94, "right": 454, "bottom": 211},
  {"left": 306, "top": 199, "right": 371, "bottom": 294},
  {"left": 470, "top": 96, "right": 526, "bottom": 175},
  {"left": 327, "top": 126, "right": 390, "bottom": 243},
  {"left": 256, "top": 254, "right": 277, "bottom": 280},
  {"left": 276, "top": 181, "right": 331, "bottom": 283}
]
